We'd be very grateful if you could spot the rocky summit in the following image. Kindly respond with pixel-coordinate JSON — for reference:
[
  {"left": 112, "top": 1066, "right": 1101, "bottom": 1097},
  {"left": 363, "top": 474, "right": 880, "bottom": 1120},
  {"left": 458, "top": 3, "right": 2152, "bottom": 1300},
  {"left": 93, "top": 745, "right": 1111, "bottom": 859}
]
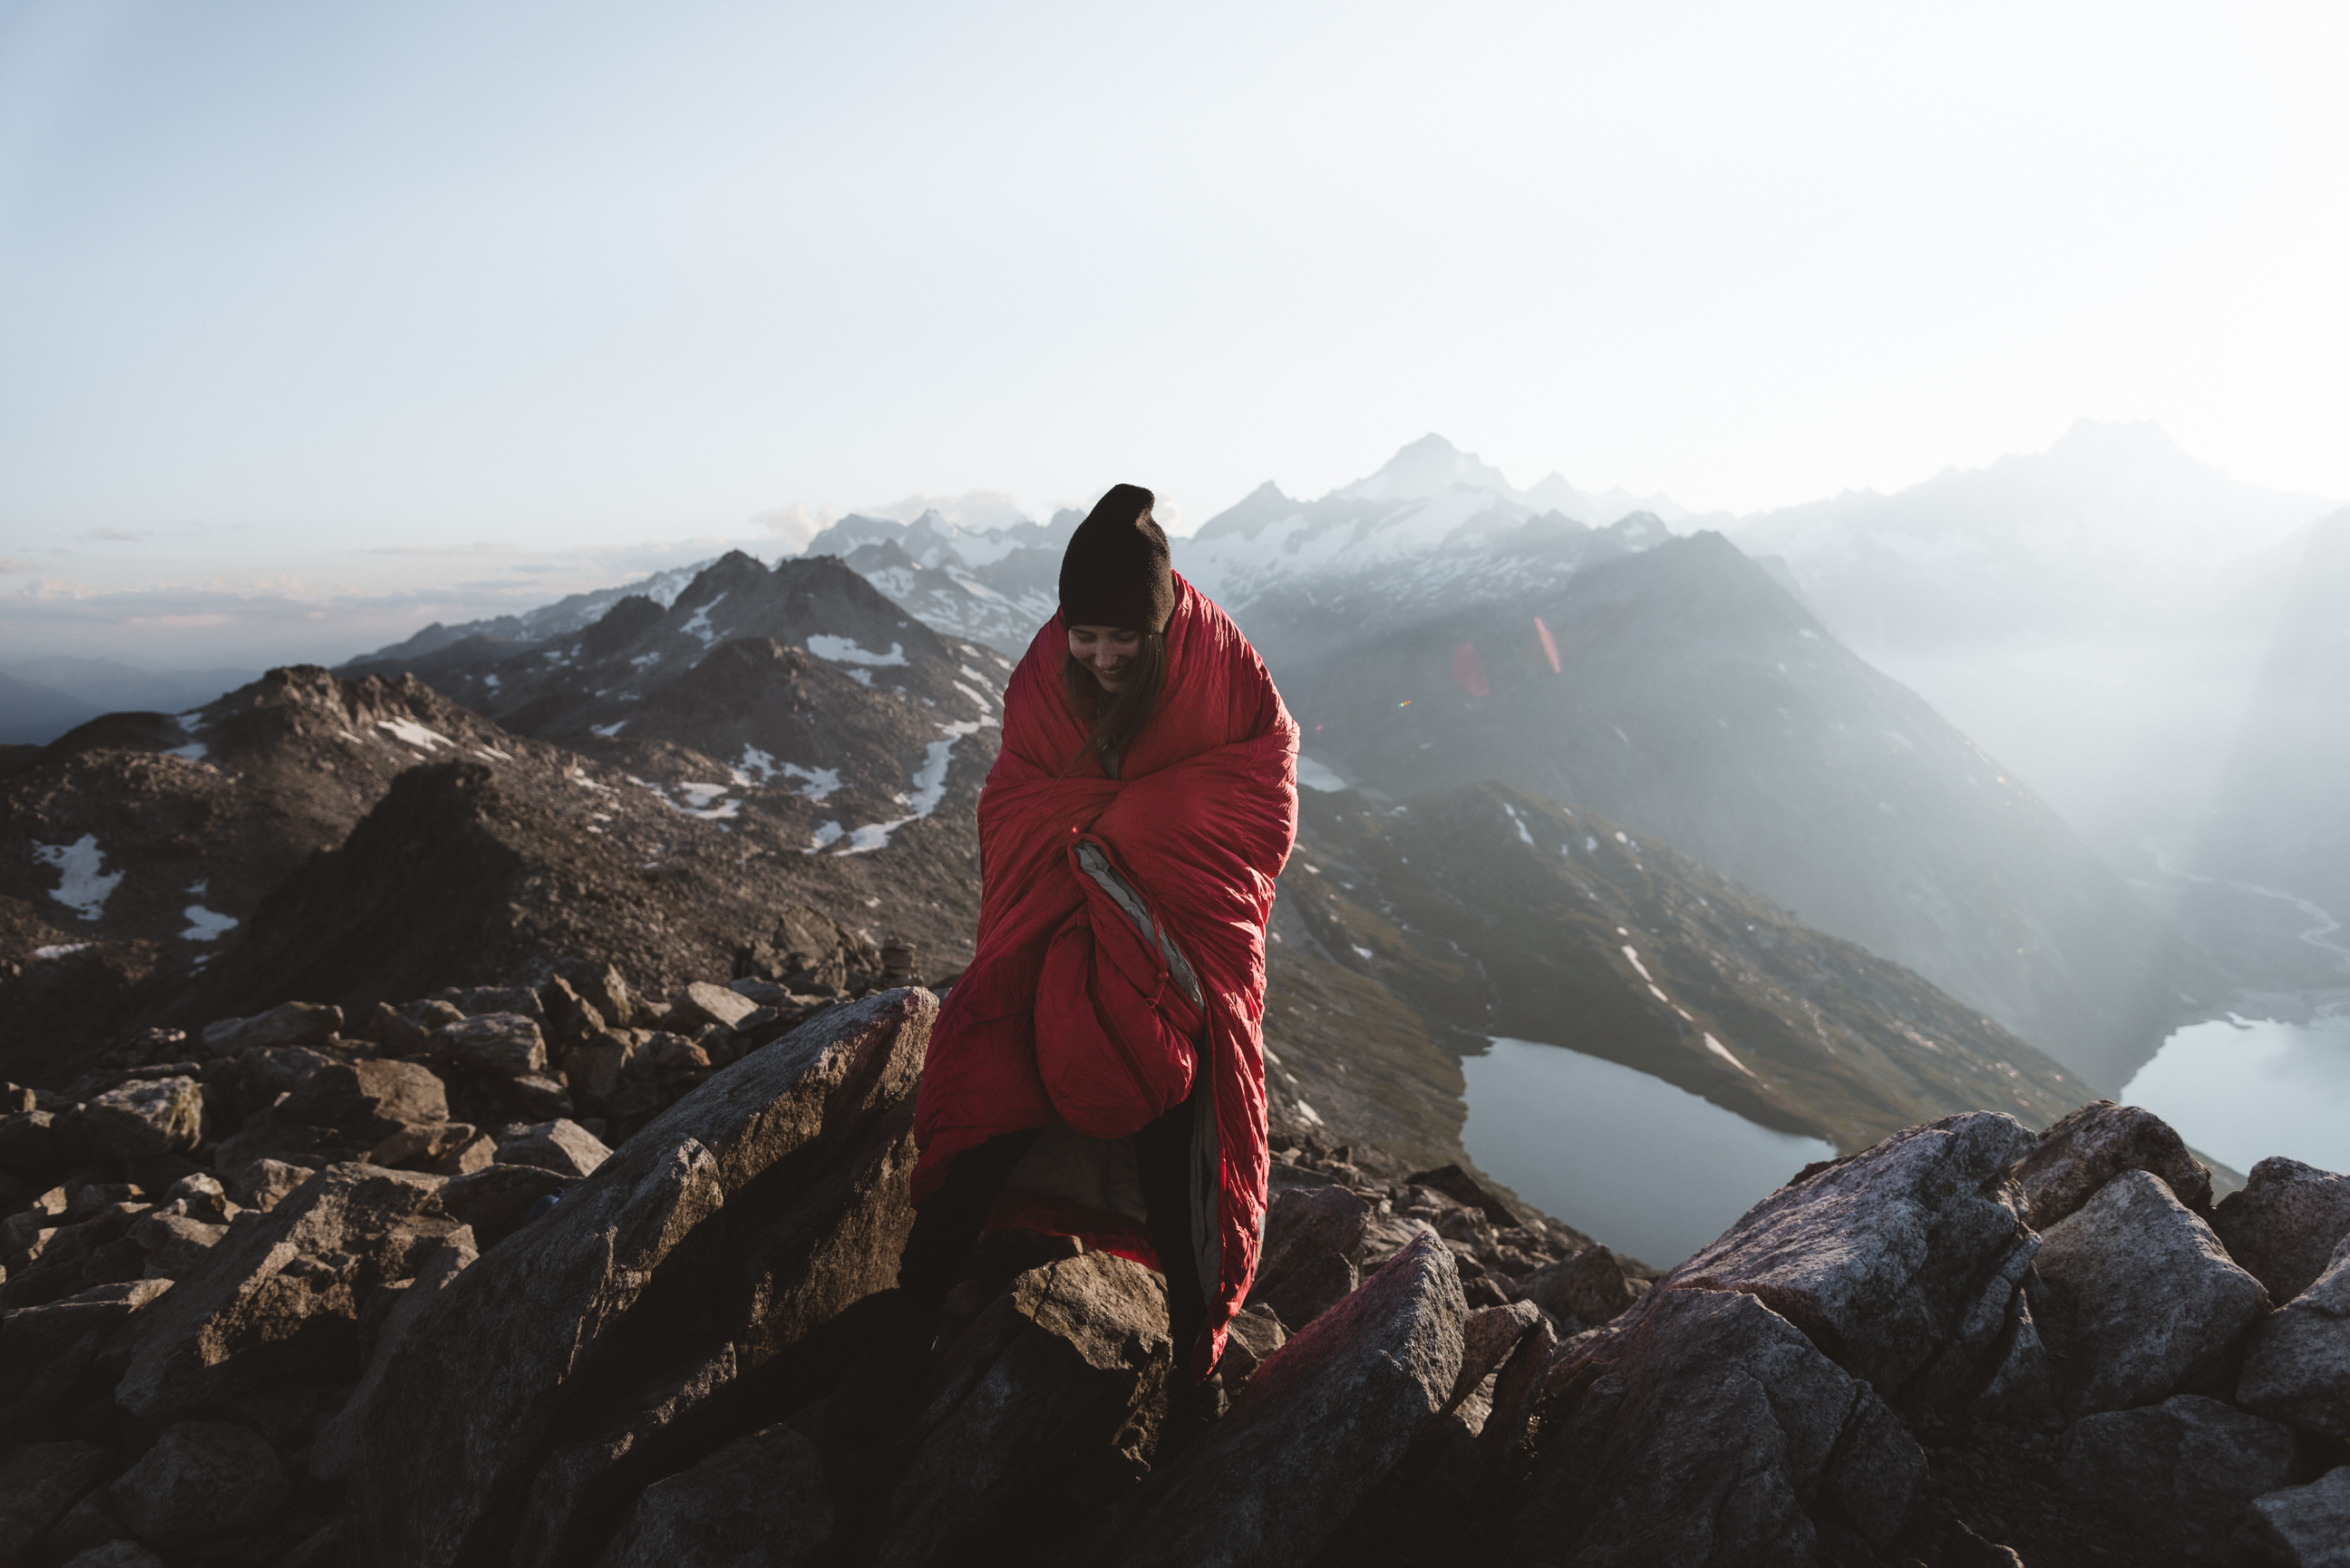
[{"left": 2, "top": 982, "right": 2346, "bottom": 1567}]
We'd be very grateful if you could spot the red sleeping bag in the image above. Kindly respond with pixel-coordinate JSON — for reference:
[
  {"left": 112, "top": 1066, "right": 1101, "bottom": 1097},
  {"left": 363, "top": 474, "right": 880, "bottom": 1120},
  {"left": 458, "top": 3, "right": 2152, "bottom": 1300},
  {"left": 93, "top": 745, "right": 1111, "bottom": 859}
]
[{"left": 912, "top": 574, "right": 1298, "bottom": 1370}]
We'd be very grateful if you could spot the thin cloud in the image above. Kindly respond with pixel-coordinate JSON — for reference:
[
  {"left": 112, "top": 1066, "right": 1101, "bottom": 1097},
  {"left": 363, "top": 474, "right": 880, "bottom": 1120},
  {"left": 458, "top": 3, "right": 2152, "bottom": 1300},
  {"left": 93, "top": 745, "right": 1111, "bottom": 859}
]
[{"left": 85, "top": 528, "right": 151, "bottom": 542}]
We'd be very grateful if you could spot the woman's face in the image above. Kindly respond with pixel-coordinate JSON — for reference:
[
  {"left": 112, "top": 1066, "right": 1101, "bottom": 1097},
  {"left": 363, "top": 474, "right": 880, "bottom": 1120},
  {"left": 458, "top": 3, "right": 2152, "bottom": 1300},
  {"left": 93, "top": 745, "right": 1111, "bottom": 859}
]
[{"left": 1067, "top": 624, "right": 1142, "bottom": 691}]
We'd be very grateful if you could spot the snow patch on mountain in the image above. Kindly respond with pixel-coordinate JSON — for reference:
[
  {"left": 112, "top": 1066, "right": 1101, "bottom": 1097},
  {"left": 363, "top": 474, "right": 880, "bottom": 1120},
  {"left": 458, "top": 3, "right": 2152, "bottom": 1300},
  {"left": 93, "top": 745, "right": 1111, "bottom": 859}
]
[{"left": 34, "top": 835, "right": 123, "bottom": 922}]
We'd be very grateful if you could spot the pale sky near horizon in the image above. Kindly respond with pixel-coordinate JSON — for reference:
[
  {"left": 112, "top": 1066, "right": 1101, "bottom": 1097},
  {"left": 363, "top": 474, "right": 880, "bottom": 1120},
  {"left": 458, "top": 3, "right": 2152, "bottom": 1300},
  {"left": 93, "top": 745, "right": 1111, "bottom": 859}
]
[{"left": 4, "top": 0, "right": 2348, "bottom": 665}]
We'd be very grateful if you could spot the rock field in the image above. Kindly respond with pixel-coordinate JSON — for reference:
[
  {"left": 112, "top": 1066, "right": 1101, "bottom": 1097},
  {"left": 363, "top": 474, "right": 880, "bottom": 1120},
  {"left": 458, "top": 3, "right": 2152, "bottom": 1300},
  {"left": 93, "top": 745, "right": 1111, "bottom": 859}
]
[{"left": 3, "top": 978, "right": 2347, "bottom": 1567}]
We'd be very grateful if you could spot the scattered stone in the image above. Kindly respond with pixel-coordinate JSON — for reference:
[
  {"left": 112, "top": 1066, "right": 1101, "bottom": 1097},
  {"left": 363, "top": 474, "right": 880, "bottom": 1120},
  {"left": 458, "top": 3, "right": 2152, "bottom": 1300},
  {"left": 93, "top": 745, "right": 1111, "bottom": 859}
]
[
  {"left": 1518, "top": 1244, "right": 1643, "bottom": 1327},
  {"left": 877, "top": 1251, "right": 1171, "bottom": 1566},
  {"left": 1507, "top": 1287, "right": 1926, "bottom": 1563},
  {"left": 1217, "top": 1304, "right": 1287, "bottom": 1387},
  {"left": 366, "top": 1120, "right": 488, "bottom": 1173},
  {"left": 2058, "top": 1394, "right": 2298, "bottom": 1560},
  {"left": 1655, "top": 1111, "right": 2039, "bottom": 1401},
  {"left": 2013, "top": 1099, "right": 2215, "bottom": 1228},
  {"left": 281, "top": 1059, "right": 450, "bottom": 1141},
  {"left": 310, "top": 1237, "right": 476, "bottom": 1481},
  {"left": 1444, "top": 1299, "right": 1544, "bottom": 1417},
  {"left": 113, "top": 1163, "right": 461, "bottom": 1418},
  {"left": 108, "top": 1420, "right": 288, "bottom": 1545},
  {"left": 435, "top": 1162, "right": 570, "bottom": 1249},
  {"left": 235, "top": 1044, "right": 343, "bottom": 1104},
  {"left": 440, "top": 1013, "right": 548, "bottom": 1078},
  {"left": 512, "top": 1349, "right": 739, "bottom": 1568},
  {"left": 1969, "top": 1278, "right": 2059, "bottom": 1418},
  {"left": 1356, "top": 1211, "right": 1440, "bottom": 1270},
  {"left": 494, "top": 1119, "right": 612, "bottom": 1180},
  {"left": 2213, "top": 1157, "right": 2350, "bottom": 1306},
  {"left": 1073, "top": 1232, "right": 1466, "bottom": 1568},
  {"left": 593, "top": 1423, "right": 832, "bottom": 1568},
  {"left": 346, "top": 990, "right": 933, "bottom": 1568},
  {"left": 0, "top": 1441, "right": 112, "bottom": 1562},
  {"left": 127, "top": 1208, "right": 227, "bottom": 1278},
  {"left": 200, "top": 1002, "right": 343, "bottom": 1055},
  {"left": 81, "top": 1077, "right": 205, "bottom": 1159},
  {"left": 496, "top": 1074, "right": 575, "bottom": 1121},
  {"left": 224, "top": 1157, "right": 312, "bottom": 1214},
  {"left": 1479, "top": 1310, "right": 1559, "bottom": 1477},
  {"left": 162, "top": 1172, "right": 235, "bottom": 1224},
  {"left": 672, "top": 980, "right": 758, "bottom": 1031},
  {"left": 2034, "top": 1168, "right": 2269, "bottom": 1418},
  {"left": 2238, "top": 1230, "right": 2350, "bottom": 1440},
  {"left": 561, "top": 1038, "right": 631, "bottom": 1105},
  {"left": 2248, "top": 1465, "right": 2350, "bottom": 1568},
  {"left": 1404, "top": 1162, "right": 1520, "bottom": 1228},
  {"left": 1257, "top": 1252, "right": 1357, "bottom": 1331},
  {"left": 1250, "top": 1184, "right": 1369, "bottom": 1299}
]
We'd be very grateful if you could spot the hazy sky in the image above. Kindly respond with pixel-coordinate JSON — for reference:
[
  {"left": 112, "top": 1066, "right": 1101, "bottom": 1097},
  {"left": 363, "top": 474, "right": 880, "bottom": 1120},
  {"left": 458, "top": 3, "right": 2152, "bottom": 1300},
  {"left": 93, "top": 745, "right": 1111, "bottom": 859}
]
[{"left": 5, "top": 0, "right": 2347, "bottom": 663}]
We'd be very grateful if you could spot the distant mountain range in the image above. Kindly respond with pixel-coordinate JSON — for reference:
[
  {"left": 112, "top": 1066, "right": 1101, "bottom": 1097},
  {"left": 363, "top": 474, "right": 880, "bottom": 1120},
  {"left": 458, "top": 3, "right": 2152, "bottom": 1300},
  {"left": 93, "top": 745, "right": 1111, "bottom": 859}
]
[
  {"left": 1733, "top": 419, "right": 2335, "bottom": 653},
  {"left": 5, "top": 544, "right": 2101, "bottom": 1178},
  {"left": 11, "top": 426, "right": 2330, "bottom": 1145},
  {"left": 0, "top": 657, "right": 260, "bottom": 746}
]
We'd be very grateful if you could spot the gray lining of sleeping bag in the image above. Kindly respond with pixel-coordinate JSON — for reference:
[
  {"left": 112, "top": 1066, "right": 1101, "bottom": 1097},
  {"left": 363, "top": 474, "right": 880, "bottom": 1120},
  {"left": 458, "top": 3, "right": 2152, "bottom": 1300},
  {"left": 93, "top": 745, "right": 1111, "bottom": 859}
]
[
  {"left": 1075, "top": 842, "right": 1205, "bottom": 1012},
  {"left": 1067, "top": 840, "right": 1220, "bottom": 1307}
]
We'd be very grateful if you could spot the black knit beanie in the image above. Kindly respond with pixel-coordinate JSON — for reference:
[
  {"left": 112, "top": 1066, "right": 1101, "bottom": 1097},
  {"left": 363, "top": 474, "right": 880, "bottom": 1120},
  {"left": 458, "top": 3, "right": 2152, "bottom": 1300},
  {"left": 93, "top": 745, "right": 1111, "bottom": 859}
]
[{"left": 1059, "top": 484, "right": 1175, "bottom": 633}]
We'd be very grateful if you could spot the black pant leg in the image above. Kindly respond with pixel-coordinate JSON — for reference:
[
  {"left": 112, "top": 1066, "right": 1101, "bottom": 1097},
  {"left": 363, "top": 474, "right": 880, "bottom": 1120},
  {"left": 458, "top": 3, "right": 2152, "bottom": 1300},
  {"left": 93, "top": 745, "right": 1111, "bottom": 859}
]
[
  {"left": 1135, "top": 1099, "right": 1208, "bottom": 1380},
  {"left": 898, "top": 1128, "right": 1042, "bottom": 1304}
]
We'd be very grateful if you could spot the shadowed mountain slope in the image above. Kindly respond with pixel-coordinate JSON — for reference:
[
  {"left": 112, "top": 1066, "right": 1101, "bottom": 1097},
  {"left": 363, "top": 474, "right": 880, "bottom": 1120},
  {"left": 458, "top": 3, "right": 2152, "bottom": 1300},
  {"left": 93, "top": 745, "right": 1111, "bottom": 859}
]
[
  {"left": 1266, "top": 783, "right": 2081, "bottom": 1157},
  {"left": 1258, "top": 533, "right": 2203, "bottom": 1090}
]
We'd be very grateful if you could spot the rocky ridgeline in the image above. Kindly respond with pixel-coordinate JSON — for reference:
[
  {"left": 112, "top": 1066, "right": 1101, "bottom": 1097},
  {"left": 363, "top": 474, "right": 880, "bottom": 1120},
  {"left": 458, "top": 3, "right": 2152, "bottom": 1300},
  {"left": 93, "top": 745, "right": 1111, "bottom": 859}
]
[{"left": 2, "top": 995, "right": 2347, "bottom": 1567}]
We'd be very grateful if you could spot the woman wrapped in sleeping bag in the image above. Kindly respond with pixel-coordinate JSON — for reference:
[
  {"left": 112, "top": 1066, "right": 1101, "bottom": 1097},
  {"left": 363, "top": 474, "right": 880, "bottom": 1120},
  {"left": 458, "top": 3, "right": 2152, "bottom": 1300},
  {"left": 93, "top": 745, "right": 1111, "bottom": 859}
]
[{"left": 898, "top": 482, "right": 1298, "bottom": 1440}]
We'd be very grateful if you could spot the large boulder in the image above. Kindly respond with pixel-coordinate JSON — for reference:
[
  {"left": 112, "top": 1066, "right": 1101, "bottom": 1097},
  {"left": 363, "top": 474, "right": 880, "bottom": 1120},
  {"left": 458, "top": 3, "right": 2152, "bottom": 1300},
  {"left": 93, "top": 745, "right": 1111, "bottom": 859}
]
[
  {"left": 2011, "top": 1099, "right": 2213, "bottom": 1229},
  {"left": 876, "top": 1250, "right": 1172, "bottom": 1568},
  {"left": 1652, "top": 1112, "right": 2039, "bottom": 1402},
  {"left": 1518, "top": 1245, "right": 1643, "bottom": 1328},
  {"left": 2034, "top": 1169, "right": 2270, "bottom": 1418},
  {"left": 440, "top": 1013, "right": 548, "bottom": 1078},
  {"left": 512, "top": 1349, "right": 740, "bottom": 1568},
  {"left": 309, "top": 1237, "right": 477, "bottom": 1482},
  {"left": 493, "top": 1118, "right": 612, "bottom": 1180},
  {"left": 82, "top": 1077, "right": 205, "bottom": 1159},
  {"left": 2238, "top": 1230, "right": 2350, "bottom": 1439},
  {"left": 2057, "top": 1395, "right": 2298, "bottom": 1562},
  {"left": 279, "top": 1059, "right": 450, "bottom": 1141},
  {"left": 1503, "top": 1286, "right": 1927, "bottom": 1566},
  {"left": 107, "top": 1420, "right": 287, "bottom": 1547},
  {"left": 112, "top": 1163, "right": 461, "bottom": 1417},
  {"left": 1247, "top": 1184, "right": 1369, "bottom": 1302},
  {"left": 1445, "top": 1300, "right": 1546, "bottom": 1418},
  {"left": 345, "top": 988, "right": 933, "bottom": 1568},
  {"left": 1072, "top": 1231, "right": 1466, "bottom": 1568},
  {"left": 200, "top": 1002, "right": 341, "bottom": 1054},
  {"left": 592, "top": 1424, "right": 833, "bottom": 1568},
  {"left": 2214, "top": 1157, "right": 2350, "bottom": 1306},
  {"left": 2248, "top": 1466, "right": 2350, "bottom": 1568},
  {"left": 673, "top": 980, "right": 758, "bottom": 1031}
]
